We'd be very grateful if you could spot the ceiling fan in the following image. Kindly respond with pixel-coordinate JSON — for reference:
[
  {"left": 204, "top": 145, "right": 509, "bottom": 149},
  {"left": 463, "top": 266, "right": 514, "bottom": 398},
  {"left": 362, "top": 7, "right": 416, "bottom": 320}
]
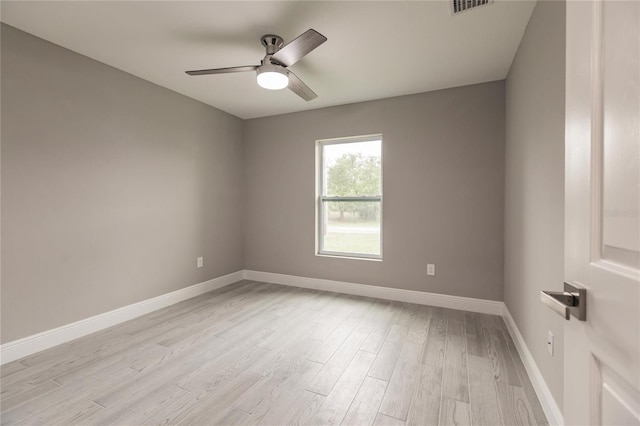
[{"left": 186, "top": 29, "right": 327, "bottom": 101}]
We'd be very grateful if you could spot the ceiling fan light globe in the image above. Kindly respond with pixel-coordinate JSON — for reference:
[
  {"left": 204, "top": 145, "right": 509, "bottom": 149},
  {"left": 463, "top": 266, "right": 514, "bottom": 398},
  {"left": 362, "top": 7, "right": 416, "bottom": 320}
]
[{"left": 257, "top": 71, "right": 289, "bottom": 90}]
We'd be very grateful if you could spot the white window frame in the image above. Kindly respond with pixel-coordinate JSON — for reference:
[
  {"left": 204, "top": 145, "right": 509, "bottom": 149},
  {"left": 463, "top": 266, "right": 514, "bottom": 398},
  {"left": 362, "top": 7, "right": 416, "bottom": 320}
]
[{"left": 316, "top": 134, "right": 383, "bottom": 260}]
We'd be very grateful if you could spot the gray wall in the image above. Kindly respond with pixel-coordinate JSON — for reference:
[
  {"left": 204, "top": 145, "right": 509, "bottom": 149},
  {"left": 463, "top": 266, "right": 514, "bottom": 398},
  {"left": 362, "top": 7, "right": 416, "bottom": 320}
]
[
  {"left": 504, "top": 0, "right": 566, "bottom": 409},
  {"left": 243, "top": 82, "right": 505, "bottom": 300},
  {"left": 1, "top": 24, "right": 244, "bottom": 343}
]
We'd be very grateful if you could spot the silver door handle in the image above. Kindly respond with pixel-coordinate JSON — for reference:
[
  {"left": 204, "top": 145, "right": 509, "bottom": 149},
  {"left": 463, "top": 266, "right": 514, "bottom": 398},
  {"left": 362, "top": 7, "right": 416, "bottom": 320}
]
[{"left": 540, "top": 282, "right": 587, "bottom": 321}]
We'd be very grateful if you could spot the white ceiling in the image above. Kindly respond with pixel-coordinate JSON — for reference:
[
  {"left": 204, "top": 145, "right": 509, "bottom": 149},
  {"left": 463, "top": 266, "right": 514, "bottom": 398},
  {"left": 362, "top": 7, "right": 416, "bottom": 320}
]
[{"left": 1, "top": 1, "right": 536, "bottom": 119}]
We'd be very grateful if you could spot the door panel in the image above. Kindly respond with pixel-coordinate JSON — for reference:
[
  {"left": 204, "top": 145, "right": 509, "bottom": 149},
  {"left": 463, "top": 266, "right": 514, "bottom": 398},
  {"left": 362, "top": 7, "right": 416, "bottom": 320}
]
[
  {"left": 601, "top": 0, "right": 640, "bottom": 270},
  {"left": 594, "top": 359, "right": 640, "bottom": 425},
  {"left": 564, "top": 0, "right": 640, "bottom": 425}
]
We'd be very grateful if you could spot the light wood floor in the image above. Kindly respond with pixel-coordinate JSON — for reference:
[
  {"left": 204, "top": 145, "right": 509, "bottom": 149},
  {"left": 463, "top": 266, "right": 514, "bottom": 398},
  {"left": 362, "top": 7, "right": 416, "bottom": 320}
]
[{"left": 1, "top": 280, "right": 548, "bottom": 426}]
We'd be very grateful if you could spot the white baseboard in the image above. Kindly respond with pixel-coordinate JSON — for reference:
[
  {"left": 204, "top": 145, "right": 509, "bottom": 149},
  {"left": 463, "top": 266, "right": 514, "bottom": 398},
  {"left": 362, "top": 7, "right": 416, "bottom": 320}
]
[
  {"left": 503, "top": 306, "right": 564, "bottom": 426},
  {"left": 243, "top": 270, "right": 503, "bottom": 315},
  {"left": 0, "top": 270, "right": 243, "bottom": 365}
]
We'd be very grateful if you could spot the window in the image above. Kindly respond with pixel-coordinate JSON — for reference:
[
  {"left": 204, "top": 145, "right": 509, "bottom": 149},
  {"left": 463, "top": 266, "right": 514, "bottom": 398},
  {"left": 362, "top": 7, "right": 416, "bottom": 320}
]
[{"left": 317, "top": 135, "right": 382, "bottom": 259}]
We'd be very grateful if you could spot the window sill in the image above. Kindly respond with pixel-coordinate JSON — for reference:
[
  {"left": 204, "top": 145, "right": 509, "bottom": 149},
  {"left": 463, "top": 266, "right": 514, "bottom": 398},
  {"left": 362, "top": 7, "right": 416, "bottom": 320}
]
[{"left": 316, "top": 252, "right": 383, "bottom": 262}]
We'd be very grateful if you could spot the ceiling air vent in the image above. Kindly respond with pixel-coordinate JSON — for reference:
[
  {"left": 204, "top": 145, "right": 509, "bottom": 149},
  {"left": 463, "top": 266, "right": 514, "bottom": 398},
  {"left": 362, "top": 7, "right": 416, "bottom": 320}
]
[{"left": 452, "top": 0, "right": 493, "bottom": 15}]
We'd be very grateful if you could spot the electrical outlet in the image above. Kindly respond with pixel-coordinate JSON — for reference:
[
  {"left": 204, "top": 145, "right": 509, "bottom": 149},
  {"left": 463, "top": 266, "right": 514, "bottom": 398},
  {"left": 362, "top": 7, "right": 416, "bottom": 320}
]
[
  {"left": 547, "top": 330, "right": 554, "bottom": 356},
  {"left": 197, "top": 257, "right": 203, "bottom": 268},
  {"left": 427, "top": 264, "right": 436, "bottom": 276}
]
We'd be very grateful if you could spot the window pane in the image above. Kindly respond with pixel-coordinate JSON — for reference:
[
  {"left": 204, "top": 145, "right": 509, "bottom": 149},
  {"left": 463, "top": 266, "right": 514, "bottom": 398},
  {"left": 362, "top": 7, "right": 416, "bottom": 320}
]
[
  {"left": 322, "top": 201, "right": 381, "bottom": 256},
  {"left": 324, "top": 140, "right": 381, "bottom": 197}
]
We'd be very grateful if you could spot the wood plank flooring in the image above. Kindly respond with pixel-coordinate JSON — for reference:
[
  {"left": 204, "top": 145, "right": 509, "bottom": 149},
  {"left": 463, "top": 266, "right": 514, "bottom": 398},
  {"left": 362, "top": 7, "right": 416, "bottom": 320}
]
[{"left": 0, "top": 280, "right": 548, "bottom": 426}]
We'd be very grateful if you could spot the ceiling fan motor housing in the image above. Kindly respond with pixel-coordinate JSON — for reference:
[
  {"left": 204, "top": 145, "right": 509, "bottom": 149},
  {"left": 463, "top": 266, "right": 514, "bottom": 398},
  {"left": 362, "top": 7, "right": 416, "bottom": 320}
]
[{"left": 261, "top": 34, "right": 284, "bottom": 55}]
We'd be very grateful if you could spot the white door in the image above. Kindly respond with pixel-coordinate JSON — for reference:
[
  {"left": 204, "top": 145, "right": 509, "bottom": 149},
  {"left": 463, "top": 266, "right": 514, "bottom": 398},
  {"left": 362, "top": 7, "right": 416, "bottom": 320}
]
[{"left": 564, "top": 0, "right": 640, "bottom": 424}]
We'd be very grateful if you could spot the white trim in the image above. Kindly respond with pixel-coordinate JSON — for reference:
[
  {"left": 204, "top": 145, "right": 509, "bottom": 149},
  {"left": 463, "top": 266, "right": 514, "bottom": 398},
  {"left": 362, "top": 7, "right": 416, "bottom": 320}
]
[
  {"left": 0, "top": 271, "right": 243, "bottom": 365},
  {"left": 503, "top": 306, "right": 564, "bottom": 426},
  {"left": 243, "top": 270, "right": 503, "bottom": 315}
]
